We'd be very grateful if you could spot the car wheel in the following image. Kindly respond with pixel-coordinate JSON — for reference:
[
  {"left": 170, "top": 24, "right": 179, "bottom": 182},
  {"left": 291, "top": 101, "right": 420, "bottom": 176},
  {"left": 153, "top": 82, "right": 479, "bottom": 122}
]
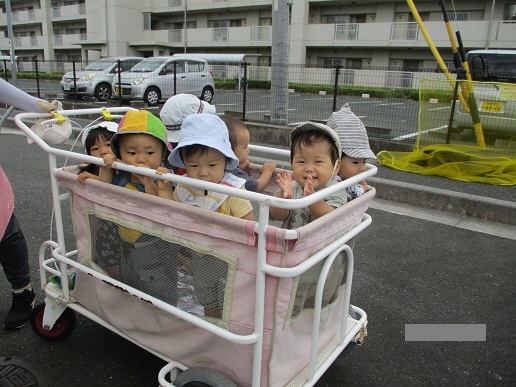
[
  {"left": 144, "top": 87, "right": 161, "bottom": 106},
  {"left": 200, "top": 86, "right": 214, "bottom": 103},
  {"left": 94, "top": 83, "right": 112, "bottom": 101}
]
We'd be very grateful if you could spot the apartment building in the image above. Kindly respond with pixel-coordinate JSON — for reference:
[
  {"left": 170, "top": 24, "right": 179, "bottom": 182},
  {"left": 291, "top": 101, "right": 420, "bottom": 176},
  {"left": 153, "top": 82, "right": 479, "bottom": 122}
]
[{"left": 1, "top": 0, "right": 515, "bottom": 71}]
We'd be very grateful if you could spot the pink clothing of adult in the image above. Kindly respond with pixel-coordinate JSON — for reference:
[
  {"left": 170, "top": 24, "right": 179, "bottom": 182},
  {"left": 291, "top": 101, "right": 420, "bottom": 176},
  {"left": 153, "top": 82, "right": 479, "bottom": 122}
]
[{"left": 0, "top": 167, "right": 14, "bottom": 239}]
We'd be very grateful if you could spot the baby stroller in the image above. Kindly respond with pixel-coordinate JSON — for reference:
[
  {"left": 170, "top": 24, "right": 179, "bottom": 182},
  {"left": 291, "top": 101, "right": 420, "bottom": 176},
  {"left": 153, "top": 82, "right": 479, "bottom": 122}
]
[{"left": 14, "top": 107, "right": 377, "bottom": 386}]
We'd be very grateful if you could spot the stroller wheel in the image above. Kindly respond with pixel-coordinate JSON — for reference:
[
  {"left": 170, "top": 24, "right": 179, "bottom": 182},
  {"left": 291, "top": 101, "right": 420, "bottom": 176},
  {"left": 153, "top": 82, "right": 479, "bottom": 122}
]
[
  {"left": 30, "top": 302, "right": 77, "bottom": 341},
  {"left": 173, "top": 367, "right": 236, "bottom": 387}
]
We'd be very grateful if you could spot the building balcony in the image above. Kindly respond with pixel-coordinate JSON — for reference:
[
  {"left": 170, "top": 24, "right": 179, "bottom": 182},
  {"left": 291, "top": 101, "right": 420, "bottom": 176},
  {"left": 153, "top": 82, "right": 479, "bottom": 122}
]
[
  {"left": 305, "top": 20, "right": 516, "bottom": 49},
  {"left": 53, "top": 33, "right": 87, "bottom": 47},
  {"left": 0, "top": 35, "right": 45, "bottom": 50},
  {"left": 0, "top": 8, "right": 43, "bottom": 26},
  {"left": 51, "top": 3, "right": 86, "bottom": 20},
  {"left": 137, "top": 26, "right": 271, "bottom": 47}
]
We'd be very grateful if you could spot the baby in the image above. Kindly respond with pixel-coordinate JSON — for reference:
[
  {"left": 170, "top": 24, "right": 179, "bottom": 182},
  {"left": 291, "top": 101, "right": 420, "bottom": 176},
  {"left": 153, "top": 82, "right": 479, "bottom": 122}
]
[
  {"left": 160, "top": 114, "right": 254, "bottom": 319},
  {"left": 270, "top": 122, "right": 345, "bottom": 228},
  {"left": 79, "top": 110, "right": 177, "bottom": 305},
  {"left": 77, "top": 121, "right": 118, "bottom": 181},
  {"left": 327, "top": 103, "right": 376, "bottom": 200},
  {"left": 220, "top": 114, "right": 276, "bottom": 192}
]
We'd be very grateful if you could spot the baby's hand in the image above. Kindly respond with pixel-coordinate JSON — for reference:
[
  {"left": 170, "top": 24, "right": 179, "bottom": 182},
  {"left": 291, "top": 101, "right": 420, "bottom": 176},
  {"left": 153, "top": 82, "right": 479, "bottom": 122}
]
[
  {"left": 277, "top": 169, "right": 293, "bottom": 199},
  {"left": 77, "top": 171, "right": 94, "bottom": 184},
  {"left": 103, "top": 154, "right": 117, "bottom": 168},
  {"left": 303, "top": 175, "right": 315, "bottom": 197},
  {"left": 239, "top": 159, "right": 250, "bottom": 170},
  {"left": 132, "top": 163, "right": 154, "bottom": 187},
  {"left": 156, "top": 167, "right": 173, "bottom": 191},
  {"left": 261, "top": 162, "right": 276, "bottom": 173}
]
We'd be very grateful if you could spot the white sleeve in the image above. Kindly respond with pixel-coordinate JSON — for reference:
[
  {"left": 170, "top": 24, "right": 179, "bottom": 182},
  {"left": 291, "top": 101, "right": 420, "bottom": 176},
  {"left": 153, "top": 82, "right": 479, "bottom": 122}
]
[{"left": 0, "top": 78, "right": 49, "bottom": 113}]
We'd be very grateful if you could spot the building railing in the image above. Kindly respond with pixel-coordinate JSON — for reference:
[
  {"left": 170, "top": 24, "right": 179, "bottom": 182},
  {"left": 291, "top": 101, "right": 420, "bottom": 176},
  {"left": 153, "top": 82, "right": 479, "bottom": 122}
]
[
  {"left": 169, "top": 29, "right": 183, "bottom": 43},
  {"left": 251, "top": 26, "right": 271, "bottom": 41},
  {"left": 335, "top": 23, "right": 359, "bottom": 41},
  {"left": 213, "top": 27, "right": 228, "bottom": 42},
  {"left": 391, "top": 22, "right": 419, "bottom": 41}
]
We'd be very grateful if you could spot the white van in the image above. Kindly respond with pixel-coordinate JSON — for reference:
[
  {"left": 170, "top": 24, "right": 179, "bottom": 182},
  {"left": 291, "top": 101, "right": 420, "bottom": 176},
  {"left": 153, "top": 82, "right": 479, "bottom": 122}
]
[
  {"left": 60, "top": 57, "right": 143, "bottom": 101},
  {"left": 112, "top": 56, "right": 215, "bottom": 106}
]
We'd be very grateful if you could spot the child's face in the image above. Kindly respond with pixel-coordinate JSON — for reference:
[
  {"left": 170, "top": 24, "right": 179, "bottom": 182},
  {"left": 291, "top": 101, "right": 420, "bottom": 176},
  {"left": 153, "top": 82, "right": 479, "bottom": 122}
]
[
  {"left": 118, "top": 134, "right": 164, "bottom": 170},
  {"left": 183, "top": 147, "right": 226, "bottom": 184},
  {"left": 89, "top": 134, "right": 113, "bottom": 158},
  {"left": 291, "top": 141, "right": 339, "bottom": 190},
  {"left": 339, "top": 156, "right": 367, "bottom": 180},
  {"left": 233, "top": 127, "right": 250, "bottom": 165}
]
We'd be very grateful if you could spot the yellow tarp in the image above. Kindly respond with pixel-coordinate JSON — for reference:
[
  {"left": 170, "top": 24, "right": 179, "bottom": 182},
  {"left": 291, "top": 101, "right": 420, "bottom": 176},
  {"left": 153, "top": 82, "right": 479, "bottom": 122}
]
[
  {"left": 378, "top": 145, "right": 516, "bottom": 186},
  {"left": 378, "top": 79, "right": 516, "bottom": 186}
]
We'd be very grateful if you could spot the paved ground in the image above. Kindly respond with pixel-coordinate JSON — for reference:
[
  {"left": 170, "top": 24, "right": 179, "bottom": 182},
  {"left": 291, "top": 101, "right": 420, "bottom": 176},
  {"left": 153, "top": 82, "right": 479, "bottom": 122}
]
[{"left": 0, "top": 130, "right": 515, "bottom": 386}]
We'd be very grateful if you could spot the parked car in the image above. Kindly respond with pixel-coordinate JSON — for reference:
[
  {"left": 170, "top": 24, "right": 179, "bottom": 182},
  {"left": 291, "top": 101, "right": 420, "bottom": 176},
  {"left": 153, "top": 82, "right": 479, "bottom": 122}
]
[
  {"left": 61, "top": 57, "right": 143, "bottom": 101},
  {"left": 112, "top": 56, "right": 215, "bottom": 105},
  {"left": 452, "top": 50, "right": 516, "bottom": 137}
]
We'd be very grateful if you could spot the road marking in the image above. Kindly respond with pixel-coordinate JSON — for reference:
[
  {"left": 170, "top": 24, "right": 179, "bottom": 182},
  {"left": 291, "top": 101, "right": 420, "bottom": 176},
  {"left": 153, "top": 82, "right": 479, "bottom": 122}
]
[
  {"left": 428, "top": 106, "right": 451, "bottom": 111},
  {"left": 392, "top": 125, "right": 447, "bottom": 140},
  {"left": 376, "top": 102, "right": 406, "bottom": 106}
]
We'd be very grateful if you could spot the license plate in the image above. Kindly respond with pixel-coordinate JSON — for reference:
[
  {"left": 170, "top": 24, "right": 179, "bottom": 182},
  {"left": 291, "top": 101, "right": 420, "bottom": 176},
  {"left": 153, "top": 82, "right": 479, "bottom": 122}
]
[
  {"left": 115, "top": 88, "right": 121, "bottom": 95},
  {"left": 481, "top": 100, "right": 503, "bottom": 113},
  {"left": 63, "top": 83, "right": 70, "bottom": 91}
]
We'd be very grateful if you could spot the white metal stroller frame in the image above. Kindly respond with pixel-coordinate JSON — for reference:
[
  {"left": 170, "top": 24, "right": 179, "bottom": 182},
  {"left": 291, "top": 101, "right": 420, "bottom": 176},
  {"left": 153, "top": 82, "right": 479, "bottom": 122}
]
[{"left": 15, "top": 107, "right": 377, "bottom": 387}]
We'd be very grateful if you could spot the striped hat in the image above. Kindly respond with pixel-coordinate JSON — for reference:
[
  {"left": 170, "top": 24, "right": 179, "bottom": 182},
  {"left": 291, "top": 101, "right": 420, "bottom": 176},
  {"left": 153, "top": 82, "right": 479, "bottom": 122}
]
[
  {"left": 327, "top": 103, "right": 376, "bottom": 159},
  {"left": 111, "top": 110, "right": 170, "bottom": 159}
]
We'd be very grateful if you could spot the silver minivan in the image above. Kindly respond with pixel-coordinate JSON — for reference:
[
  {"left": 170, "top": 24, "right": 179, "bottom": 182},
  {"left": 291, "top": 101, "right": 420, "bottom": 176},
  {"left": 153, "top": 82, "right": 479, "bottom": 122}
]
[
  {"left": 61, "top": 57, "right": 143, "bottom": 101},
  {"left": 112, "top": 56, "right": 215, "bottom": 106}
]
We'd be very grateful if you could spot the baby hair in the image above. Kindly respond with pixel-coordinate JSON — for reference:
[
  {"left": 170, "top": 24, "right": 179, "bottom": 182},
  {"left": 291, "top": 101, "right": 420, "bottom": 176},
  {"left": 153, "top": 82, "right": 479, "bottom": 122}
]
[
  {"left": 84, "top": 126, "right": 115, "bottom": 156},
  {"left": 219, "top": 115, "right": 249, "bottom": 148},
  {"left": 79, "top": 126, "right": 116, "bottom": 174},
  {"left": 291, "top": 130, "right": 340, "bottom": 164}
]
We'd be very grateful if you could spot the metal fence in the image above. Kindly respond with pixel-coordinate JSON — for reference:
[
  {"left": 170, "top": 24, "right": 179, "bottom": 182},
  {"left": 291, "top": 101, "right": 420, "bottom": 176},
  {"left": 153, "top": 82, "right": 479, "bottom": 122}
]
[{"left": 3, "top": 58, "right": 513, "bottom": 149}]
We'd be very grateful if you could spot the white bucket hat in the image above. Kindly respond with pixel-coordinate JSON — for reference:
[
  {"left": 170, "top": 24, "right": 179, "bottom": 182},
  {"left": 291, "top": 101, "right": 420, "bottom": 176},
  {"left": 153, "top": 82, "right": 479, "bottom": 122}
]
[
  {"left": 327, "top": 103, "right": 376, "bottom": 159},
  {"left": 168, "top": 114, "right": 239, "bottom": 169},
  {"left": 160, "top": 94, "right": 216, "bottom": 143},
  {"left": 81, "top": 121, "right": 119, "bottom": 147},
  {"left": 290, "top": 121, "right": 342, "bottom": 156}
]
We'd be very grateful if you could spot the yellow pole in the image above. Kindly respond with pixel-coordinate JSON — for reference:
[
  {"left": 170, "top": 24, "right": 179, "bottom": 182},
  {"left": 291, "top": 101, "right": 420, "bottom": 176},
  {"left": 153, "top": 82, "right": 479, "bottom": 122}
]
[{"left": 406, "top": 0, "right": 485, "bottom": 147}]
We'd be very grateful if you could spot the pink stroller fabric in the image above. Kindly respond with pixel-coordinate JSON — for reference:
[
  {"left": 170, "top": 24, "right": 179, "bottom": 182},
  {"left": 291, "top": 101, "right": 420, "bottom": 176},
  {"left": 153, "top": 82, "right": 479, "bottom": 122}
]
[{"left": 56, "top": 167, "right": 375, "bottom": 386}]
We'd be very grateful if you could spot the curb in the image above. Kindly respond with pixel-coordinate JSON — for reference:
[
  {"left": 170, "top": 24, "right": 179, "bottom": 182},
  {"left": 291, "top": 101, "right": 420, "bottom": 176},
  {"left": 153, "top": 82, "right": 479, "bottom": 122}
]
[{"left": 369, "top": 176, "right": 516, "bottom": 226}]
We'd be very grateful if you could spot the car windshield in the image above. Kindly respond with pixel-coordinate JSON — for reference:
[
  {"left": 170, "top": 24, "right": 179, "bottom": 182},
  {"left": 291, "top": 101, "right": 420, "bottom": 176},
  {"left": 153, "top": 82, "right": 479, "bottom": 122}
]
[
  {"left": 83, "top": 58, "right": 118, "bottom": 71},
  {"left": 129, "top": 59, "right": 168, "bottom": 73}
]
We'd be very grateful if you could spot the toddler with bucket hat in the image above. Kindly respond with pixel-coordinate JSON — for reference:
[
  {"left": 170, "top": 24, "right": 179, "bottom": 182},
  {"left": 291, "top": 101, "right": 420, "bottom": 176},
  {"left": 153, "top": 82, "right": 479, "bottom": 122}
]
[
  {"left": 159, "top": 94, "right": 216, "bottom": 175},
  {"left": 80, "top": 109, "right": 178, "bottom": 305},
  {"left": 161, "top": 114, "right": 254, "bottom": 319},
  {"left": 166, "top": 114, "right": 254, "bottom": 219},
  {"left": 327, "top": 103, "right": 376, "bottom": 201}
]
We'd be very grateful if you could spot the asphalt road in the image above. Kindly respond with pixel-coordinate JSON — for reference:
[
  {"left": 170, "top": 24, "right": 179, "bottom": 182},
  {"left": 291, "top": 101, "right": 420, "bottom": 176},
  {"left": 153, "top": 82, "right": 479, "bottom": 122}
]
[
  {"left": 0, "top": 132, "right": 514, "bottom": 386},
  {"left": 9, "top": 78, "right": 420, "bottom": 140}
]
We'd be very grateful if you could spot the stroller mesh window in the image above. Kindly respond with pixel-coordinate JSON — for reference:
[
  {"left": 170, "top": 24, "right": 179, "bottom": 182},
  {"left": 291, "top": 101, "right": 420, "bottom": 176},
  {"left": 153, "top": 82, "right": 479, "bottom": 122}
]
[
  {"left": 89, "top": 215, "right": 230, "bottom": 320},
  {"left": 291, "top": 252, "right": 346, "bottom": 320}
]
